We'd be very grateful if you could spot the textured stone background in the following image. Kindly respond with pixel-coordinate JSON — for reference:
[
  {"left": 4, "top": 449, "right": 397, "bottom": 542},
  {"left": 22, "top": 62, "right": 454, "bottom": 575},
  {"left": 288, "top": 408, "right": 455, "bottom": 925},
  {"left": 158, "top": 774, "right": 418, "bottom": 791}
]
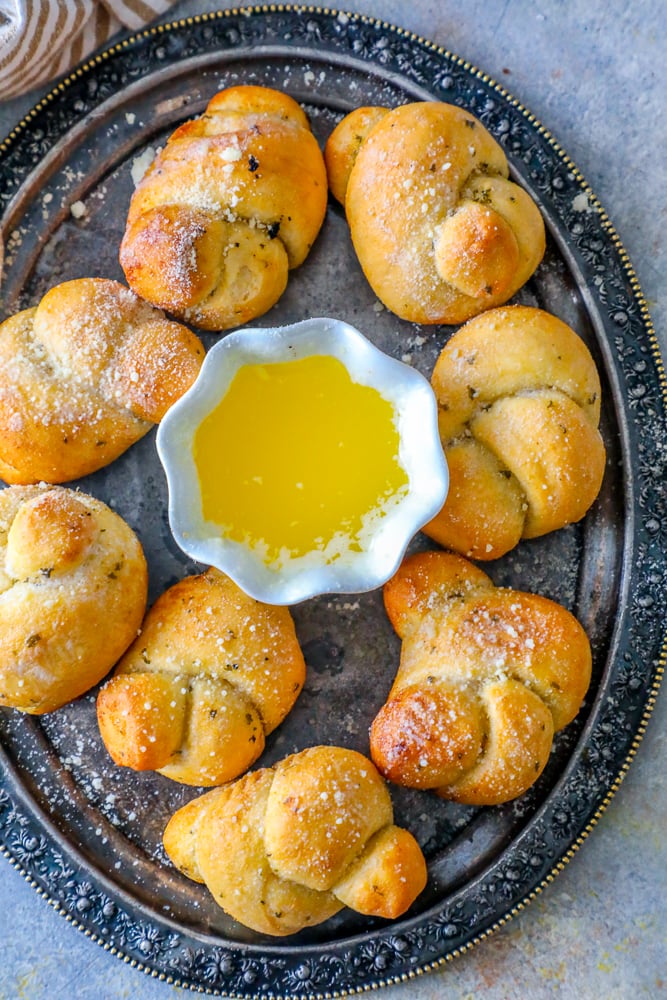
[{"left": 1, "top": 1, "right": 665, "bottom": 998}]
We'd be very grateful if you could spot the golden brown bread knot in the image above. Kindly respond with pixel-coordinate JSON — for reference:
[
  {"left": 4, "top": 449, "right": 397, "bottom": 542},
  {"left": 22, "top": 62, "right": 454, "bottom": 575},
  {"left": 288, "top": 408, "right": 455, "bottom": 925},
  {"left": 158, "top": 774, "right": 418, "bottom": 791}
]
[
  {"left": 423, "top": 305, "right": 606, "bottom": 559},
  {"left": 370, "top": 551, "right": 592, "bottom": 805},
  {"left": 96, "top": 568, "right": 306, "bottom": 786},
  {"left": 0, "top": 277, "right": 204, "bottom": 485},
  {"left": 325, "top": 101, "right": 545, "bottom": 324},
  {"left": 120, "top": 85, "right": 328, "bottom": 331},
  {"left": 163, "top": 745, "right": 427, "bottom": 935},
  {"left": 0, "top": 485, "right": 148, "bottom": 714}
]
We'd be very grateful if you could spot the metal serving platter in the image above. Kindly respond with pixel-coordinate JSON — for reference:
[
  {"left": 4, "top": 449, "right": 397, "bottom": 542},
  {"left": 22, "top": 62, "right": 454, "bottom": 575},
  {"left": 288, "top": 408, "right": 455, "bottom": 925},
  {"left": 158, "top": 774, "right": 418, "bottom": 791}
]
[{"left": 0, "top": 7, "right": 665, "bottom": 997}]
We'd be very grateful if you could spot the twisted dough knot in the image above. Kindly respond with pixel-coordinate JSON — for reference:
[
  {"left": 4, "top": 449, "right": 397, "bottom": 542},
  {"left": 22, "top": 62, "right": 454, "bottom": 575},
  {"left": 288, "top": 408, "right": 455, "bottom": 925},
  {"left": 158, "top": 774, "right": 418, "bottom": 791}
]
[
  {"left": 0, "top": 486, "right": 148, "bottom": 714},
  {"left": 96, "top": 568, "right": 306, "bottom": 786},
  {"left": 324, "top": 102, "right": 545, "bottom": 324},
  {"left": 0, "top": 277, "right": 204, "bottom": 485},
  {"left": 424, "top": 305, "right": 606, "bottom": 560},
  {"left": 370, "top": 551, "right": 592, "bottom": 805},
  {"left": 120, "top": 85, "right": 328, "bottom": 331},
  {"left": 164, "top": 746, "right": 427, "bottom": 936}
]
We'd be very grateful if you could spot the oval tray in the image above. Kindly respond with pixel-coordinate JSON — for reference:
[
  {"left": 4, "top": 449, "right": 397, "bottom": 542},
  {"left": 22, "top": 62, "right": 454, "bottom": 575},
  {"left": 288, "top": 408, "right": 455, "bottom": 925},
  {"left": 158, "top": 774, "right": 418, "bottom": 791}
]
[{"left": 0, "top": 7, "right": 665, "bottom": 998}]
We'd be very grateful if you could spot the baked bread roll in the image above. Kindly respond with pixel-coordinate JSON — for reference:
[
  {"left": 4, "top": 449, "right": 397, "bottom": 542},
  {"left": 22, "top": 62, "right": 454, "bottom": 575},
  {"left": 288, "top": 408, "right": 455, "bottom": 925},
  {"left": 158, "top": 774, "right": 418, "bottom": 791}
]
[
  {"left": 0, "top": 485, "right": 147, "bottom": 714},
  {"left": 325, "top": 101, "right": 545, "bottom": 324},
  {"left": 0, "top": 277, "right": 204, "bottom": 485},
  {"left": 163, "top": 745, "right": 427, "bottom": 935},
  {"left": 96, "top": 568, "right": 306, "bottom": 786},
  {"left": 324, "top": 106, "right": 389, "bottom": 204},
  {"left": 423, "top": 305, "right": 606, "bottom": 559},
  {"left": 370, "top": 551, "right": 592, "bottom": 805},
  {"left": 120, "top": 85, "right": 328, "bottom": 331}
]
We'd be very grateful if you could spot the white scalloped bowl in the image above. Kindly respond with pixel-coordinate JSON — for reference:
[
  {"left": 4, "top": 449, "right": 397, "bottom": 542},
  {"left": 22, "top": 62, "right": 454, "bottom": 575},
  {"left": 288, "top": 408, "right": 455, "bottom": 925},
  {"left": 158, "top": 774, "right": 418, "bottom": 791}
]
[{"left": 156, "top": 317, "right": 448, "bottom": 605}]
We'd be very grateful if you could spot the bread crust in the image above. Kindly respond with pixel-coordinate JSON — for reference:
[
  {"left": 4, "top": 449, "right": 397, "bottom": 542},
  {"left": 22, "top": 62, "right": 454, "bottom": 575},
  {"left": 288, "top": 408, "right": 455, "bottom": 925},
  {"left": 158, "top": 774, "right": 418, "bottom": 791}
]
[
  {"left": 97, "top": 568, "right": 306, "bottom": 786},
  {"left": 120, "top": 85, "right": 328, "bottom": 330},
  {"left": 325, "top": 101, "right": 545, "bottom": 324},
  {"left": 0, "top": 485, "right": 148, "bottom": 714},
  {"left": 371, "top": 551, "right": 592, "bottom": 805},
  {"left": 163, "top": 746, "right": 427, "bottom": 935},
  {"left": 424, "top": 305, "right": 606, "bottom": 559},
  {"left": 0, "top": 277, "right": 204, "bottom": 485}
]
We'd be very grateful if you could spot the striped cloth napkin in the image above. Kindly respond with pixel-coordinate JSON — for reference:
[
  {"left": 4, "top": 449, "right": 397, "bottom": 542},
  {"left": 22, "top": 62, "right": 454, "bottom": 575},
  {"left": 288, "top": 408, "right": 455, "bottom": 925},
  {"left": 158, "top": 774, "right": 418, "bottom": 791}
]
[{"left": 0, "top": 0, "right": 177, "bottom": 100}]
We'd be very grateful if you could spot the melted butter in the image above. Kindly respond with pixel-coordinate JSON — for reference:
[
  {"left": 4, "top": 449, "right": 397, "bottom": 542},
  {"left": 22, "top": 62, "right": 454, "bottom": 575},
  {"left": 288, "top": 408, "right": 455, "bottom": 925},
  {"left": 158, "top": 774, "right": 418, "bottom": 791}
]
[{"left": 193, "top": 354, "right": 408, "bottom": 565}]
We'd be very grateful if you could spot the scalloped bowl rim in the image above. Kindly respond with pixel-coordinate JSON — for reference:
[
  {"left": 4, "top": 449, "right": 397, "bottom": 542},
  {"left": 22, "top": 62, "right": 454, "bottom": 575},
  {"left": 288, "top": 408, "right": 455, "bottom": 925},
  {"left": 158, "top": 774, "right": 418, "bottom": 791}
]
[{"left": 156, "top": 317, "right": 448, "bottom": 605}]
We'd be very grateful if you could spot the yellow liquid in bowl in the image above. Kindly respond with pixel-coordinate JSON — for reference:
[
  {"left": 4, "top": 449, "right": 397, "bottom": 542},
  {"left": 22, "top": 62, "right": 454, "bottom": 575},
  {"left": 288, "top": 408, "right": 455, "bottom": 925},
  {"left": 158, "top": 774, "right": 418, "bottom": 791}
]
[{"left": 193, "top": 354, "right": 408, "bottom": 565}]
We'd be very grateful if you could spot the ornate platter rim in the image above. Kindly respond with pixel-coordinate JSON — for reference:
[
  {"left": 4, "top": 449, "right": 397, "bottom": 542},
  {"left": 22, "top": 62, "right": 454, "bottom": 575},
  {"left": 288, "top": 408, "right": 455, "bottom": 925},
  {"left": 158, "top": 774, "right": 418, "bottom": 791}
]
[{"left": 0, "top": 6, "right": 666, "bottom": 998}]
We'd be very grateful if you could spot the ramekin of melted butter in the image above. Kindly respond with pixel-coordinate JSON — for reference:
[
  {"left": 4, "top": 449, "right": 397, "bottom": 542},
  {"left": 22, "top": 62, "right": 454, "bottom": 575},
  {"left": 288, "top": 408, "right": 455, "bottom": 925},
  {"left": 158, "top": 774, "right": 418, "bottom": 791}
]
[{"left": 157, "top": 318, "right": 448, "bottom": 605}]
